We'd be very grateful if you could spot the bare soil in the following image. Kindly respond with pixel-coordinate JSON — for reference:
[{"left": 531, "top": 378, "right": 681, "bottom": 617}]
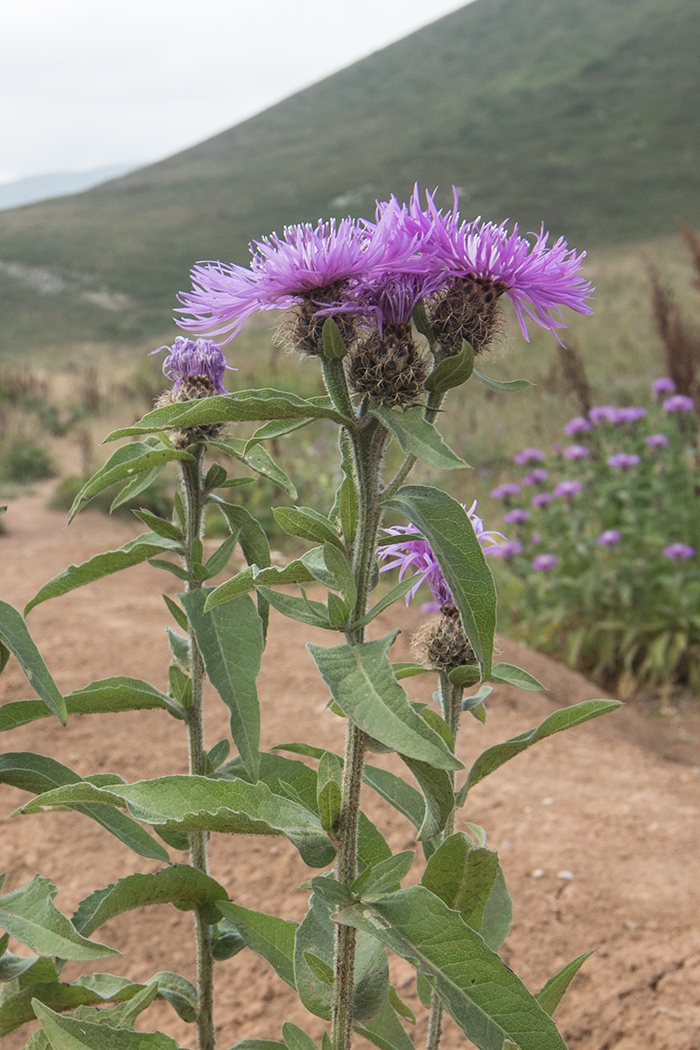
[{"left": 0, "top": 486, "right": 699, "bottom": 1050}]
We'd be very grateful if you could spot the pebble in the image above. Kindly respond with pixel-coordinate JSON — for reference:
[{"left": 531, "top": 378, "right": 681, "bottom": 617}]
[
  {"left": 531, "top": 868, "right": 546, "bottom": 878},
  {"left": 557, "top": 870, "right": 574, "bottom": 880}
]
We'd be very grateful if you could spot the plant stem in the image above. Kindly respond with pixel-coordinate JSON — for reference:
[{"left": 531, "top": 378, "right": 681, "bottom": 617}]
[{"left": 181, "top": 447, "right": 216, "bottom": 1050}]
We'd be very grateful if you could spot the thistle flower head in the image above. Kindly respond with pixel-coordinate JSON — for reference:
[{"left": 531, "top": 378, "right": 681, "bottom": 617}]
[
  {"left": 564, "top": 444, "right": 590, "bottom": 460},
  {"left": 646, "top": 433, "right": 670, "bottom": 449},
  {"left": 607, "top": 453, "right": 640, "bottom": 469},
  {"left": 597, "top": 529, "right": 621, "bottom": 546},
  {"left": 532, "top": 553, "right": 558, "bottom": 571},
  {"left": 653, "top": 377, "right": 676, "bottom": 396},
  {"left": 377, "top": 501, "right": 504, "bottom": 609},
  {"left": 564, "top": 416, "right": 592, "bottom": 435},
  {"left": 554, "top": 479, "right": 583, "bottom": 498},
  {"left": 152, "top": 337, "right": 232, "bottom": 395},
  {"left": 663, "top": 394, "right": 695, "bottom": 413},
  {"left": 664, "top": 543, "right": 695, "bottom": 560},
  {"left": 514, "top": 447, "right": 545, "bottom": 465}
]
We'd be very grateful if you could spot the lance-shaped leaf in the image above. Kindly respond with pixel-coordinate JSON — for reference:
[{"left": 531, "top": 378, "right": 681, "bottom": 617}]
[
  {"left": 294, "top": 893, "right": 389, "bottom": 1023},
  {"left": 425, "top": 342, "right": 474, "bottom": 394},
  {"left": 106, "top": 389, "right": 349, "bottom": 442},
  {"left": 110, "top": 463, "right": 166, "bottom": 512},
  {"left": 209, "top": 499, "right": 271, "bottom": 631},
  {"left": 67, "top": 442, "right": 193, "bottom": 522},
  {"left": 307, "top": 634, "right": 461, "bottom": 771},
  {"left": 181, "top": 590, "right": 263, "bottom": 781},
  {"left": 24, "top": 535, "right": 182, "bottom": 615},
  {"left": 458, "top": 699, "right": 622, "bottom": 800},
  {"left": 257, "top": 588, "right": 333, "bottom": 630},
  {"left": 337, "top": 886, "right": 568, "bottom": 1050},
  {"left": 536, "top": 952, "right": 594, "bottom": 1016},
  {"left": 209, "top": 438, "right": 297, "bottom": 498},
  {"left": 399, "top": 756, "right": 454, "bottom": 842},
  {"left": 0, "top": 752, "right": 169, "bottom": 862},
  {"left": 216, "top": 902, "right": 298, "bottom": 988},
  {"left": 32, "top": 1001, "right": 186, "bottom": 1049},
  {"left": 20, "top": 776, "right": 335, "bottom": 868},
  {"left": 0, "top": 602, "right": 66, "bottom": 723},
  {"left": 472, "top": 369, "right": 532, "bottom": 394},
  {"left": 71, "top": 866, "right": 228, "bottom": 939},
  {"left": 0, "top": 678, "right": 184, "bottom": 734},
  {"left": 0, "top": 877, "right": 117, "bottom": 961},
  {"left": 204, "top": 560, "right": 316, "bottom": 612},
  {"left": 369, "top": 406, "right": 468, "bottom": 471},
  {"left": 355, "top": 998, "right": 416, "bottom": 1050},
  {"left": 488, "top": 663, "right": 544, "bottom": 691},
  {"left": 383, "top": 487, "right": 496, "bottom": 678},
  {"left": 273, "top": 507, "right": 345, "bottom": 551},
  {"left": 362, "top": 766, "right": 424, "bottom": 832}
]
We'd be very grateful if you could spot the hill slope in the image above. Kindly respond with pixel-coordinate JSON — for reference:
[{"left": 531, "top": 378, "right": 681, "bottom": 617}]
[{"left": 1, "top": 0, "right": 698, "bottom": 351}]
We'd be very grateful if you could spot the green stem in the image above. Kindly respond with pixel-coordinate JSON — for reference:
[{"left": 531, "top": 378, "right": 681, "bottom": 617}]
[{"left": 180, "top": 447, "right": 216, "bottom": 1050}]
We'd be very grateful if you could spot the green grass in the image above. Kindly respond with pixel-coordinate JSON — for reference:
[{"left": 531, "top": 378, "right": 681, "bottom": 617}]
[{"left": 0, "top": 0, "right": 698, "bottom": 355}]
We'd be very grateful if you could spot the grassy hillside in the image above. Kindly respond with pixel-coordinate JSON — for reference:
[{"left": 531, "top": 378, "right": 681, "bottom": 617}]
[{"left": 1, "top": 0, "right": 698, "bottom": 353}]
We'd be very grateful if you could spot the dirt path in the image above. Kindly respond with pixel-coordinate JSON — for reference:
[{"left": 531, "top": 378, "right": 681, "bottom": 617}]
[{"left": 0, "top": 488, "right": 698, "bottom": 1050}]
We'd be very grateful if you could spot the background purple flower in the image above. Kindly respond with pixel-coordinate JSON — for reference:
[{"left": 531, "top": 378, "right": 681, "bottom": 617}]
[
  {"left": 663, "top": 394, "right": 694, "bottom": 413},
  {"left": 503, "top": 508, "right": 529, "bottom": 524},
  {"left": 490, "top": 482, "right": 521, "bottom": 499},
  {"left": 607, "top": 453, "right": 640, "bottom": 469},
  {"left": 523, "top": 468, "right": 549, "bottom": 485},
  {"left": 653, "top": 377, "right": 676, "bottom": 396},
  {"left": 615, "top": 406, "right": 647, "bottom": 424},
  {"left": 589, "top": 406, "right": 619, "bottom": 424},
  {"left": 564, "top": 416, "right": 592, "bottom": 435},
  {"left": 564, "top": 444, "right": 590, "bottom": 460},
  {"left": 664, "top": 543, "right": 695, "bottom": 560},
  {"left": 531, "top": 492, "right": 553, "bottom": 507},
  {"left": 532, "top": 553, "right": 558, "bottom": 571},
  {"left": 554, "top": 479, "right": 582, "bottom": 498},
  {"left": 646, "top": 433, "right": 670, "bottom": 449},
  {"left": 514, "top": 447, "right": 545, "bottom": 465},
  {"left": 490, "top": 539, "right": 523, "bottom": 560},
  {"left": 597, "top": 529, "right": 621, "bottom": 546}
]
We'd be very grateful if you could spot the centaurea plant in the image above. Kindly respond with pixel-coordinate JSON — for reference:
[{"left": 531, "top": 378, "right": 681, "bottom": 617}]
[{"left": 0, "top": 187, "right": 618, "bottom": 1050}]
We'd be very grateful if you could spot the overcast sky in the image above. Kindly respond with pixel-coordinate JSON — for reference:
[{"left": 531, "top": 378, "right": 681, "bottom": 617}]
[{"left": 0, "top": 0, "right": 473, "bottom": 183}]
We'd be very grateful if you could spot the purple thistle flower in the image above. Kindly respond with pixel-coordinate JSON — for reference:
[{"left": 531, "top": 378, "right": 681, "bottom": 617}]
[
  {"left": 531, "top": 492, "right": 554, "bottom": 508},
  {"left": 430, "top": 215, "right": 594, "bottom": 343},
  {"left": 532, "top": 553, "right": 558, "bottom": 572},
  {"left": 490, "top": 539, "right": 523, "bottom": 560},
  {"left": 514, "top": 447, "right": 545, "bottom": 465},
  {"left": 664, "top": 543, "right": 695, "bottom": 560},
  {"left": 653, "top": 377, "right": 676, "bottom": 396},
  {"left": 151, "top": 337, "right": 233, "bottom": 394},
  {"left": 607, "top": 452, "right": 641, "bottom": 469},
  {"left": 503, "top": 508, "right": 530, "bottom": 524},
  {"left": 490, "top": 482, "right": 521, "bottom": 499},
  {"left": 530, "top": 532, "right": 543, "bottom": 545},
  {"left": 589, "top": 405, "right": 619, "bottom": 424},
  {"left": 554, "top": 479, "right": 582, "bottom": 498},
  {"left": 564, "top": 444, "right": 590, "bottom": 460},
  {"left": 323, "top": 269, "right": 445, "bottom": 330},
  {"left": 615, "top": 406, "right": 647, "bottom": 424},
  {"left": 522, "top": 468, "right": 549, "bottom": 485},
  {"left": 564, "top": 416, "right": 592, "bottom": 435},
  {"left": 597, "top": 529, "right": 621, "bottom": 547},
  {"left": 646, "top": 433, "right": 670, "bottom": 449},
  {"left": 663, "top": 394, "right": 695, "bottom": 413},
  {"left": 378, "top": 501, "right": 504, "bottom": 607}
]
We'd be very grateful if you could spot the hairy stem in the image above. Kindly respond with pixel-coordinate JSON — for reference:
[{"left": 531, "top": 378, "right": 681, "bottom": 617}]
[{"left": 181, "top": 447, "right": 216, "bottom": 1050}]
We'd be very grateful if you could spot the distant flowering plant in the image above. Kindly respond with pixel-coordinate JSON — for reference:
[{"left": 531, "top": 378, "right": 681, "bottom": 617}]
[{"left": 489, "top": 381, "right": 700, "bottom": 691}]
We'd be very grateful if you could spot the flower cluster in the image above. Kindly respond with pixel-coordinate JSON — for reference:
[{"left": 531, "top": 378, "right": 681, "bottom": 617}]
[{"left": 176, "top": 186, "right": 593, "bottom": 405}]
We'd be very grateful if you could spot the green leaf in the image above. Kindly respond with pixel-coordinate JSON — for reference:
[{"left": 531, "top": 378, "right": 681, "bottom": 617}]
[
  {"left": 0, "top": 950, "right": 40, "bottom": 982},
  {"left": 204, "top": 560, "right": 315, "bottom": 612},
  {"left": 230, "top": 1043, "right": 285, "bottom": 1050},
  {"left": 316, "top": 752, "right": 343, "bottom": 835},
  {"left": 355, "top": 852, "right": 414, "bottom": 900},
  {"left": 22, "top": 776, "right": 335, "bottom": 868},
  {"left": 412, "top": 299, "right": 435, "bottom": 345},
  {"left": 308, "top": 633, "right": 461, "bottom": 771},
  {"left": 71, "top": 867, "right": 228, "bottom": 939},
  {"left": 209, "top": 438, "right": 298, "bottom": 498},
  {"left": 0, "top": 752, "right": 170, "bottom": 862},
  {"left": 388, "top": 986, "right": 416, "bottom": 1025},
  {"left": 321, "top": 543, "right": 357, "bottom": 607},
  {"left": 392, "top": 662, "right": 432, "bottom": 681},
  {"left": 257, "top": 587, "right": 333, "bottom": 630},
  {"left": 460, "top": 699, "right": 622, "bottom": 798},
  {"left": 536, "top": 952, "right": 594, "bottom": 1017},
  {"left": 273, "top": 507, "right": 345, "bottom": 551},
  {"left": 218, "top": 752, "right": 318, "bottom": 813},
  {"left": 383, "top": 487, "right": 497, "bottom": 678},
  {"left": 0, "top": 602, "right": 66, "bottom": 723},
  {"left": 421, "top": 834, "right": 500, "bottom": 933},
  {"left": 447, "top": 665, "right": 482, "bottom": 688},
  {"left": 321, "top": 316, "right": 349, "bottom": 360},
  {"left": 181, "top": 590, "right": 263, "bottom": 780},
  {"left": 0, "top": 877, "right": 117, "bottom": 961},
  {"left": 399, "top": 755, "right": 454, "bottom": 842},
  {"left": 32, "top": 1001, "right": 186, "bottom": 1049},
  {"left": 362, "top": 766, "right": 424, "bottom": 831},
  {"left": 110, "top": 464, "right": 166, "bottom": 513},
  {"left": 355, "top": 998, "right": 416, "bottom": 1050},
  {"left": 24, "top": 534, "right": 181, "bottom": 615},
  {"left": 211, "top": 920, "right": 246, "bottom": 961},
  {"left": 472, "top": 369, "right": 533, "bottom": 394},
  {"left": 67, "top": 442, "right": 193, "bottom": 522},
  {"left": 246, "top": 417, "right": 314, "bottom": 446},
  {"left": 368, "top": 406, "right": 468, "bottom": 471},
  {"left": 216, "top": 902, "right": 297, "bottom": 988},
  {"left": 131, "top": 509, "right": 182, "bottom": 541},
  {"left": 300, "top": 547, "right": 338, "bottom": 590},
  {"left": 201, "top": 530, "right": 240, "bottom": 579},
  {"left": 353, "top": 577, "right": 419, "bottom": 632},
  {"left": 283, "top": 1023, "right": 319, "bottom": 1050},
  {"left": 425, "top": 342, "right": 474, "bottom": 394},
  {"left": 208, "top": 500, "right": 271, "bottom": 631},
  {"left": 294, "top": 893, "right": 389, "bottom": 1023},
  {"left": 489, "top": 662, "right": 544, "bottom": 691},
  {"left": 478, "top": 867, "right": 513, "bottom": 952},
  {"left": 162, "top": 594, "right": 188, "bottom": 632},
  {"left": 338, "top": 886, "right": 567, "bottom": 1050},
  {"left": 326, "top": 591, "right": 349, "bottom": 629},
  {"left": 106, "top": 389, "right": 348, "bottom": 441}
]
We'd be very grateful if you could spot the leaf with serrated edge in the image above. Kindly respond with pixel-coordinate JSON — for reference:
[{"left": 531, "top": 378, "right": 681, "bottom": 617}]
[
  {"left": 308, "top": 633, "right": 460, "bottom": 771},
  {"left": 383, "top": 487, "right": 496, "bottom": 678},
  {"left": 181, "top": 590, "right": 263, "bottom": 780},
  {"left": 21, "top": 776, "right": 335, "bottom": 868},
  {"left": 338, "top": 886, "right": 567, "bottom": 1050},
  {"left": 461, "top": 699, "right": 622, "bottom": 797},
  {"left": 0, "top": 603, "right": 66, "bottom": 723},
  {"left": 0, "top": 877, "right": 117, "bottom": 961},
  {"left": 369, "top": 406, "right": 468, "bottom": 471}
]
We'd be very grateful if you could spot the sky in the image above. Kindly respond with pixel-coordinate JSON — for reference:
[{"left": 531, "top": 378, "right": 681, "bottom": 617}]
[{"left": 0, "top": 0, "right": 473, "bottom": 184}]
